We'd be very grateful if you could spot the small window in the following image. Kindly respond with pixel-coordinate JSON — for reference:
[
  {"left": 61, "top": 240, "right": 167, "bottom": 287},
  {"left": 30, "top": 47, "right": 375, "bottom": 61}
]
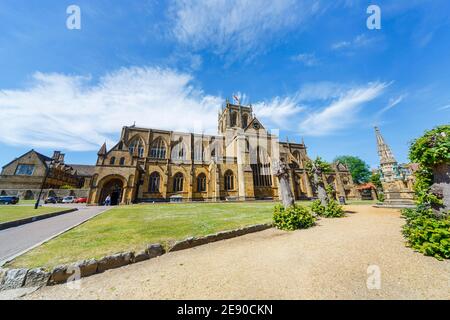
[
  {"left": 224, "top": 171, "right": 234, "bottom": 191},
  {"left": 197, "top": 173, "right": 206, "bottom": 192},
  {"left": 230, "top": 112, "right": 237, "bottom": 127},
  {"left": 15, "top": 164, "right": 35, "bottom": 176},
  {"left": 110, "top": 157, "right": 116, "bottom": 165},
  {"left": 149, "top": 172, "right": 160, "bottom": 193},
  {"left": 173, "top": 173, "right": 184, "bottom": 192},
  {"left": 242, "top": 114, "right": 249, "bottom": 128},
  {"left": 119, "top": 157, "right": 125, "bottom": 165}
]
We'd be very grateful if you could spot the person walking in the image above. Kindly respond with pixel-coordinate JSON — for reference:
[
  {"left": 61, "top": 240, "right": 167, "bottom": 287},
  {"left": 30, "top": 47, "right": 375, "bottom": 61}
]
[{"left": 105, "top": 195, "right": 111, "bottom": 206}]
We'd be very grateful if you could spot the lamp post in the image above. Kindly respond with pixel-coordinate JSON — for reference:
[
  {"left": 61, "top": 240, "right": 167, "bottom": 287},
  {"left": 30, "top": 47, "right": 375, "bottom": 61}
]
[{"left": 34, "top": 160, "right": 54, "bottom": 209}]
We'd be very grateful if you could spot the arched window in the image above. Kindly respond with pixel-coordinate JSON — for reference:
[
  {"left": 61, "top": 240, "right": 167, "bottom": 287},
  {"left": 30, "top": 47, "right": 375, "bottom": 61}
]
[
  {"left": 230, "top": 111, "right": 237, "bottom": 127},
  {"left": 172, "top": 142, "right": 187, "bottom": 161},
  {"left": 149, "top": 172, "right": 160, "bottom": 193},
  {"left": 197, "top": 173, "right": 206, "bottom": 192},
  {"left": 194, "top": 140, "right": 204, "bottom": 161},
  {"left": 119, "top": 157, "right": 125, "bottom": 165},
  {"left": 129, "top": 138, "right": 145, "bottom": 158},
  {"left": 150, "top": 138, "right": 166, "bottom": 159},
  {"left": 173, "top": 172, "right": 184, "bottom": 192},
  {"left": 224, "top": 170, "right": 234, "bottom": 191},
  {"left": 110, "top": 157, "right": 116, "bottom": 165},
  {"left": 251, "top": 147, "right": 272, "bottom": 187},
  {"left": 242, "top": 113, "right": 249, "bottom": 128}
]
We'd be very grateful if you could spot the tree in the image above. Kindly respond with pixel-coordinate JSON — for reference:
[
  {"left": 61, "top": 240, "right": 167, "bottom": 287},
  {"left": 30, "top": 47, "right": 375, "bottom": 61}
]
[
  {"left": 334, "top": 155, "right": 371, "bottom": 184},
  {"left": 409, "top": 125, "right": 450, "bottom": 215},
  {"left": 273, "top": 160, "right": 295, "bottom": 209},
  {"left": 370, "top": 172, "right": 382, "bottom": 190}
]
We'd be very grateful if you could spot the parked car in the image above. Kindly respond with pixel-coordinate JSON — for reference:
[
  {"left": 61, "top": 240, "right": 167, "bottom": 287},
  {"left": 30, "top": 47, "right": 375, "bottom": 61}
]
[
  {"left": 62, "top": 196, "right": 76, "bottom": 204},
  {"left": 44, "top": 196, "right": 62, "bottom": 204},
  {"left": 0, "top": 196, "right": 20, "bottom": 205},
  {"left": 75, "top": 197, "right": 87, "bottom": 204}
]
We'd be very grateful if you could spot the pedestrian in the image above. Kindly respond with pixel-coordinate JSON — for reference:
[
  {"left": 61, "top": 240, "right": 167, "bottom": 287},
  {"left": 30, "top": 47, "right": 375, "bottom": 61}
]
[{"left": 105, "top": 195, "right": 111, "bottom": 206}]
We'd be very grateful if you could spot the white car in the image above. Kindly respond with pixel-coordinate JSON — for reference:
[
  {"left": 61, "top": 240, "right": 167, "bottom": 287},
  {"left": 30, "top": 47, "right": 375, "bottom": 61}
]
[{"left": 62, "top": 196, "right": 76, "bottom": 204}]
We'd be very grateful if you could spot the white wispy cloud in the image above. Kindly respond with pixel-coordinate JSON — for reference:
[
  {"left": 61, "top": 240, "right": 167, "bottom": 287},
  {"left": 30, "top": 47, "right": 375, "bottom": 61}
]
[
  {"left": 0, "top": 67, "right": 222, "bottom": 151},
  {"left": 299, "top": 82, "right": 389, "bottom": 136},
  {"left": 253, "top": 96, "right": 305, "bottom": 128},
  {"left": 168, "top": 0, "right": 324, "bottom": 58},
  {"left": 438, "top": 104, "right": 450, "bottom": 111},
  {"left": 291, "top": 53, "right": 320, "bottom": 66},
  {"left": 332, "top": 33, "right": 379, "bottom": 51},
  {"left": 376, "top": 94, "right": 407, "bottom": 116}
]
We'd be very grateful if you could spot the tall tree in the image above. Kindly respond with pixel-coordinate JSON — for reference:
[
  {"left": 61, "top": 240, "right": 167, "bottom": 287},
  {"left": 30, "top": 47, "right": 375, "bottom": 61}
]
[{"left": 334, "top": 155, "right": 371, "bottom": 184}]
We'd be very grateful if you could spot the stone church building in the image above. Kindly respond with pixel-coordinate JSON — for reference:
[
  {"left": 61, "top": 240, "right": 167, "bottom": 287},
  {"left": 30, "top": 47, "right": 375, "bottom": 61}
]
[{"left": 88, "top": 101, "right": 357, "bottom": 205}]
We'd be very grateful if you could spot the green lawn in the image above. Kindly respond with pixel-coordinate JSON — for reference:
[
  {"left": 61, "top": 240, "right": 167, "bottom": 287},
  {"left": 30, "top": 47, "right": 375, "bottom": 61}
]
[
  {"left": 0, "top": 206, "right": 64, "bottom": 224},
  {"left": 7, "top": 200, "right": 376, "bottom": 270}
]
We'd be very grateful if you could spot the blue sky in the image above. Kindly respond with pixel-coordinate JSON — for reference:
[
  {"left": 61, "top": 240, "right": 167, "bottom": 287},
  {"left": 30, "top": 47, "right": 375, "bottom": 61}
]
[{"left": 0, "top": 0, "right": 449, "bottom": 169}]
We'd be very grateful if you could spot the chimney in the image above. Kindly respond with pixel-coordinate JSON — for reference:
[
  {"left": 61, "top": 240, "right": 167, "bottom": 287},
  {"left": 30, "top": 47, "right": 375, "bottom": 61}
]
[
  {"left": 53, "top": 151, "right": 61, "bottom": 161},
  {"left": 58, "top": 153, "right": 65, "bottom": 164}
]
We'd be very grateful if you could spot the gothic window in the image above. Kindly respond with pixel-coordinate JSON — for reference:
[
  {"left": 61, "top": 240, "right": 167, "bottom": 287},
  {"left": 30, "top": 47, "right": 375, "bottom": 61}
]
[
  {"left": 194, "top": 140, "right": 204, "bottom": 161},
  {"left": 149, "top": 172, "right": 160, "bottom": 193},
  {"left": 242, "top": 113, "right": 249, "bottom": 128},
  {"left": 129, "top": 138, "right": 145, "bottom": 158},
  {"left": 230, "top": 111, "right": 237, "bottom": 127},
  {"left": 197, "top": 173, "right": 207, "bottom": 192},
  {"left": 150, "top": 138, "right": 167, "bottom": 159},
  {"left": 173, "top": 172, "right": 184, "bottom": 192},
  {"left": 172, "top": 142, "right": 187, "bottom": 161},
  {"left": 110, "top": 157, "right": 116, "bottom": 165},
  {"left": 119, "top": 157, "right": 125, "bottom": 165},
  {"left": 251, "top": 147, "right": 272, "bottom": 187},
  {"left": 224, "top": 170, "right": 234, "bottom": 191}
]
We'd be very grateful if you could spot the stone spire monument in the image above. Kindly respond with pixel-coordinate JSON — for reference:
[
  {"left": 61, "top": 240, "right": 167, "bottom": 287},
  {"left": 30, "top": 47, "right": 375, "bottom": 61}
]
[{"left": 375, "top": 127, "right": 415, "bottom": 207}]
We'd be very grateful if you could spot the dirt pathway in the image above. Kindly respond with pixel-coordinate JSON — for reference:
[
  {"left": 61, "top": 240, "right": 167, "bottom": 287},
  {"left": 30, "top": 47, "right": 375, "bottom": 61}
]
[{"left": 25, "top": 205, "right": 450, "bottom": 300}]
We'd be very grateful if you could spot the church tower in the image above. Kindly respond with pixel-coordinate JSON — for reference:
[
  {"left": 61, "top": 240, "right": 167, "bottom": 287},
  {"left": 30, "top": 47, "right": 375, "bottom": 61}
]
[
  {"left": 375, "top": 127, "right": 400, "bottom": 183},
  {"left": 218, "top": 99, "right": 254, "bottom": 135}
]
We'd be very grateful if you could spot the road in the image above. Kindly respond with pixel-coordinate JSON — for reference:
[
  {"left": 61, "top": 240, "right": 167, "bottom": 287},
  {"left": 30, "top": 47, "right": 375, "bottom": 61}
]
[{"left": 0, "top": 205, "right": 109, "bottom": 266}]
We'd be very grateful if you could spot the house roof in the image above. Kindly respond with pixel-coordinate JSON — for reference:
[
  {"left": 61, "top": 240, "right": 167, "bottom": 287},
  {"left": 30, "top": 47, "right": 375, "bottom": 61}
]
[
  {"left": 356, "top": 183, "right": 377, "bottom": 190},
  {"left": 1, "top": 149, "right": 52, "bottom": 169},
  {"left": 69, "top": 164, "right": 96, "bottom": 177}
]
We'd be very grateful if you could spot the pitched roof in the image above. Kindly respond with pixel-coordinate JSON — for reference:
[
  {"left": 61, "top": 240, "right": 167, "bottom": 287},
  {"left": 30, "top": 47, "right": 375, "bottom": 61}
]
[
  {"left": 69, "top": 164, "right": 96, "bottom": 177},
  {"left": 98, "top": 143, "right": 107, "bottom": 156},
  {"left": 1, "top": 149, "right": 52, "bottom": 169}
]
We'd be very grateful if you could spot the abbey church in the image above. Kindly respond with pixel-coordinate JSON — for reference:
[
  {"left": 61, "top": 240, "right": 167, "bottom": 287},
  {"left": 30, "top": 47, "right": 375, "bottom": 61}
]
[{"left": 88, "top": 101, "right": 358, "bottom": 205}]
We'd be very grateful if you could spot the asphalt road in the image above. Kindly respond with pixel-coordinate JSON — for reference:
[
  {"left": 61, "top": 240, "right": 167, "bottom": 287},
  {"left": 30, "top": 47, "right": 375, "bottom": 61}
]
[{"left": 0, "top": 205, "right": 109, "bottom": 266}]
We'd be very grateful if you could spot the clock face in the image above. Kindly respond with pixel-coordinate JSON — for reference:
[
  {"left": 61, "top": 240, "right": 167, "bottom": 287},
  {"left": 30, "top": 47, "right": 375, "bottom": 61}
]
[{"left": 253, "top": 122, "right": 260, "bottom": 130}]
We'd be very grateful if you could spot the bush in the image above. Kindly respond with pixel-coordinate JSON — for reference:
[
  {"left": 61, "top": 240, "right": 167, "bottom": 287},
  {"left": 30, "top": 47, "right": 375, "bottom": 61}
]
[
  {"left": 323, "top": 200, "right": 345, "bottom": 218},
  {"left": 377, "top": 193, "right": 385, "bottom": 203},
  {"left": 273, "top": 205, "right": 316, "bottom": 231},
  {"left": 402, "top": 207, "right": 450, "bottom": 260},
  {"left": 311, "top": 199, "right": 345, "bottom": 218},
  {"left": 311, "top": 200, "right": 325, "bottom": 216}
]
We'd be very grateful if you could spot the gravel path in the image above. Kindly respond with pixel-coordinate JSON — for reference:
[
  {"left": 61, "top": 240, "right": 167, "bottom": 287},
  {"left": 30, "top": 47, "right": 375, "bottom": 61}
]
[{"left": 26, "top": 205, "right": 450, "bottom": 300}]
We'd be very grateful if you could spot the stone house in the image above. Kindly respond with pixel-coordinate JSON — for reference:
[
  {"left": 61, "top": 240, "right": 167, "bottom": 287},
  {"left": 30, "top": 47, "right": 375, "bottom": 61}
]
[{"left": 0, "top": 150, "right": 94, "bottom": 200}]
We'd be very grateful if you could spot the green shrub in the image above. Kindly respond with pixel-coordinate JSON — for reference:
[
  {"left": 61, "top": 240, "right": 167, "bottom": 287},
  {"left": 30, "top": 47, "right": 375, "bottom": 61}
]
[
  {"left": 311, "top": 199, "right": 345, "bottom": 218},
  {"left": 273, "top": 205, "right": 315, "bottom": 231},
  {"left": 323, "top": 200, "right": 345, "bottom": 218},
  {"left": 311, "top": 200, "right": 325, "bottom": 216},
  {"left": 377, "top": 193, "right": 385, "bottom": 203},
  {"left": 402, "top": 207, "right": 450, "bottom": 260}
]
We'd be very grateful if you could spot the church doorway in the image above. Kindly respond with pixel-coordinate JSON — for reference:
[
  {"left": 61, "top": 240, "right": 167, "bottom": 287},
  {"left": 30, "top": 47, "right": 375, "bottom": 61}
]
[{"left": 100, "top": 178, "right": 124, "bottom": 206}]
